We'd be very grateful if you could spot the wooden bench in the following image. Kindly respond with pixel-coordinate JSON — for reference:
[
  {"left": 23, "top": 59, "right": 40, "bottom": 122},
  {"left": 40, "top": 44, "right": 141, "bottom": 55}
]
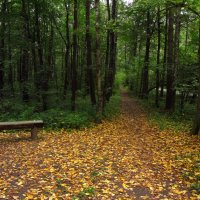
[{"left": 0, "top": 120, "right": 44, "bottom": 139}]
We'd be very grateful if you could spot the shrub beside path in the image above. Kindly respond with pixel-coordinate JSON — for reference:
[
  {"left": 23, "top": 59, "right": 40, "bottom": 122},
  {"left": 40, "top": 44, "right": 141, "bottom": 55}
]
[{"left": 0, "top": 92, "right": 200, "bottom": 199}]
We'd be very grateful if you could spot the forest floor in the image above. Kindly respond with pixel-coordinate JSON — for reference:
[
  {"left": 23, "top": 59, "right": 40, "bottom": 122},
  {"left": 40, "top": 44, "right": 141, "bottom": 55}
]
[{"left": 0, "top": 93, "right": 200, "bottom": 200}]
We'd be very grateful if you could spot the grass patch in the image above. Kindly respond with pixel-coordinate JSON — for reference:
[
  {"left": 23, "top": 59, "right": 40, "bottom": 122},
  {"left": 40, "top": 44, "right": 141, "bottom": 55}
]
[
  {"left": 190, "top": 183, "right": 200, "bottom": 194},
  {"left": 72, "top": 187, "right": 96, "bottom": 200},
  {"left": 135, "top": 94, "right": 194, "bottom": 133},
  {"left": 103, "top": 94, "right": 121, "bottom": 119}
]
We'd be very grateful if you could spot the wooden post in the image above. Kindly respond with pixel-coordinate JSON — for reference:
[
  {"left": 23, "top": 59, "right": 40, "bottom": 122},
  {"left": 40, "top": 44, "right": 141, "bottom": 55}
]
[{"left": 31, "top": 126, "right": 38, "bottom": 139}]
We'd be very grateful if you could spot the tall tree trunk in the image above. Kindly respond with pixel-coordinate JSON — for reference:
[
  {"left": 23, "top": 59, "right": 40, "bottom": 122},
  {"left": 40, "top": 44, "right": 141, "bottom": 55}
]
[
  {"left": 86, "top": 0, "right": 96, "bottom": 105},
  {"left": 64, "top": 1, "right": 70, "bottom": 97},
  {"left": 103, "top": 0, "right": 111, "bottom": 109},
  {"left": 140, "top": 10, "right": 151, "bottom": 99},
  {"left": 165, "top": 6, "right": 175, "bottom": 111},
  {"left": 21, "top": 0, "right": 30, "bottom": 102},
  {"left": 71, "top": 0, "right": 78, "bottom": 111},
  {"left": 106, "top": 0, "right": 117, "bottom": 101},
  {"left": 160, "top": 10, "right": 168, "bottom": 97},
  {"left": 7, "top": 2, "right": 14, "bottom": 94},
  {"left": 174, "top": 7, "right": 181, "bottom": 90},
  {"left": 0, "top": 0, "right": 7, "bottom": 98},
  {"left": 47, "top": 22, "right": 54, "bottom": 83},
  {"left": 192, "top": 21, "right": 200, "bottom": 135},
  {"left": 136, "top": 35, "right": 142, "bottom": 95},
  {"left": 32, "top": 27, "right": 37, "bottom": 92},
  {"left": 35, "top": 1, "right": 48, "bottom": 110},
  {"left": 105, "top": 0, "right": 110, "bottom": 68},
  {"left": 95, "top": 0, "right": 103, "bottom": 120},
  {"left": 155, "top": 8, "right": 161, "bottom": 107}
]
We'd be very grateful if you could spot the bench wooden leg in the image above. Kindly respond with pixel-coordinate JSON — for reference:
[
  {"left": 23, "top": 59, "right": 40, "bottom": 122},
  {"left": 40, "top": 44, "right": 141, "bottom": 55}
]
[{"left": 31, "top": 127, "right": 38, "bottom": 139}]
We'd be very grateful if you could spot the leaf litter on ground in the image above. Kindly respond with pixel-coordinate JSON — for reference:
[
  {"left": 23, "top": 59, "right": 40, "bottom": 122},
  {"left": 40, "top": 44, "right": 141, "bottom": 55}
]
[{"left": 0, "top": 93, "right": 200, "bottom": 199}]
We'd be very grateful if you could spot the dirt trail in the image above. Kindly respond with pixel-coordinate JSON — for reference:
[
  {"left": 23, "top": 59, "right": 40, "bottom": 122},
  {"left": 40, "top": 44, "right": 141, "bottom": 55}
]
[{"left": 0, "top": 93, "right": 199, "bottom": 199}]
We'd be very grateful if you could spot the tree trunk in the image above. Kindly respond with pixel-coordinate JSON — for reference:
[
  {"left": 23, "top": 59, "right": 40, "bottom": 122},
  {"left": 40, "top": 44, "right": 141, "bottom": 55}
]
[
  {"left": 21, "top": 0, "right": 30, "bottom": 102},
  {"left": 95, "top": 0, "right": 103, "bottom": 120},
  {"left": 7, "top": 2, "right": 14, "bottom": 95},
  {"left": 192, "top": 21, "right": 200, "bottom": 135},
  {"left": 86, "top": 0, "right": 96, "bottom": 105},
  {"left": 174, "top": 6, "right": 181, "bottom": 89},
  {"left": 160, "top": 10, "right": 168, "bottom": 97},
  {"left": 34, "top": 1, "right": 48, "bottom": 110},
  {"left": 103, "top": 0, "right": 111, "bottom": 109},
  {"left": 47, "top": 22, "right": 54, "bottom": 84},
  {"left": 106, "top": 0, "right": 117, "bottom": 101},
  {"left": 32, "top": 25, "right": 38, "bottom": 93},
  {"left": 71, "top": 0, "right": 78, "bottom": 111},
  {"left": 165, "top": 6, "right": 175, "bottom": 111},
  {"left": 140, "top": 10, "right": 151, "bottom": 99},
  {"left": 0, "top": 0, "right": 7, "bottom": 98},
  {"left": 155, "top": 8, "right": 161, "bottom": 107},
  {"left": 64, "top": 1, "right": 70, "bottom": 97},
  {"left": 136, "top": 36, "right": 142, "bottom": 95}
]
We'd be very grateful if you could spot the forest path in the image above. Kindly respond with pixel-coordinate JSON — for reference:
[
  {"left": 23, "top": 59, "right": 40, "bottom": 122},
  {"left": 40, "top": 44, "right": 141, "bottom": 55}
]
[{"left": 0, "top": 92, "right": 199, "bottom": 199}]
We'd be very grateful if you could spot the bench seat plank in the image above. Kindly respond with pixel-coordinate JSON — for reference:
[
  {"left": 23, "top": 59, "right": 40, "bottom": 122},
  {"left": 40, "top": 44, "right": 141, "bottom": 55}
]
[
  {"left": 0, "top": 120, "right": 44, "bottom": 139},
  {"left": 0, "top": 120, "right": 43, "bottom": 130}
]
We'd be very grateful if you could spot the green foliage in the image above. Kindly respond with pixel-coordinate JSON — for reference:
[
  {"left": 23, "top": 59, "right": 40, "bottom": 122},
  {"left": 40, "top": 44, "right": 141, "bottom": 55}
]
[
  {"left": 114, "top": 70, "right": 126, "bottom": 91},
  {"left": 182, "top": 169, "right": 200, "bottom": 194},
  {"left": 90, "top": 171, "right": 100, "bottom": 178},
  {"left": 0, "top": 94, "right": 121, "bottom": 130},
  {"left": 190, "top": 183, "right": 200, "bottom": 194},
  {"left": 136, "top": 95, "right": 194, "bottom": 132},
  {"left": 72, "top": 187, "right": 96, "bottom": 200},
  {"left": 34, "top": 109, "right": 93, "bottom": 130},
  {"left": 56, "top": 179, "right": 68, "bottom": 194},
  {"left": 0, "top": 100, "right": 35, "bottom": 121},
  {"left": 103, "top": 94, "right": 121, "bottom": 119},
  {"left": 0, "top": 97, "right": 95, "bottom": 130}
]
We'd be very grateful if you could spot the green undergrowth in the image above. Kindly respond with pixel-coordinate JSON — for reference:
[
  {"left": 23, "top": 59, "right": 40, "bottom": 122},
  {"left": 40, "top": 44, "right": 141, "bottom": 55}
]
[
  {"left": 0, "top": 94, "right": 121, "bottom": 130},
  {"left": 72, "top": 187, "right": 96, "bottom": 199},
  {"left": 135, "top": 94, "right": 194, "bottom": 133},
  {"left": 103, "top": 94, "right": 121, "bottom": 120}
]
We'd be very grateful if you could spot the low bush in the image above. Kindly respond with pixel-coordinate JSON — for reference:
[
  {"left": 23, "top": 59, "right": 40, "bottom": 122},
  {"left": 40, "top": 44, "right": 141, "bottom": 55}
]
[
  {"left": 136, "top": 95, "right": 194, "bottom": 133},
  {"left": 0, "top": 94, "right": 121, "bottom": 130}
]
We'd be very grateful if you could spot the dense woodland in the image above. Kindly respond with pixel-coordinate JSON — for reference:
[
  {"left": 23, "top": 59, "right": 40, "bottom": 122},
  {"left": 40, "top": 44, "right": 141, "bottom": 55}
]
[
  {"left": 119, "top": 0, "right": 200, "bottom": 134},
  {"left": 0, "top": 0, "right": 200, "bottom": 133},
  {"left": 1, "top": 0, "right": 200, "bottom": 198}
]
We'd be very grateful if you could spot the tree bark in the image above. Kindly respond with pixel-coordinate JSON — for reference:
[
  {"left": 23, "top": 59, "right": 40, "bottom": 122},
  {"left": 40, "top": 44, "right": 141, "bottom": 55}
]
[
  {"left": 140, "top": 10, "right": 151, "bottom": 99},
  {"left": 34, "top": 1, "right": 48, "bottom": 110},
  {"left": 155, "top": 8, "right": 161, "bottom": 107},
  {"left": 71, "top": 0, "right": 78, "bottom": 111},
  {"left": 106, "top": 0, "right": 117, "bottom": 101},
  {"left": 192, "top": 21, "right": 200, "bottom": 135},
  {"left": 174, "top": 6, "right": 181, "bottom": 87},
  {"left": 7, "top": 2, "right": 14, "bottom": 94},
  {"left": 103, "top": 0, "right": 111, "bottom": 109},
  {"left": 95, "top": 0, "right": 103, "bottom": 120},
  {"left": 86, "top": 0, "right": 96, "bottom": 105},
  {"left": 160, "top": 9, "right": 168, "bottom": 97},
  {"left": 165, "top": 6, "right": 175, "bottom": 111},
  {"left": 0, "top": 0, "right": 7, "bottom": 98},
  {"left": 64, "top": 1, "right": 70, "bottom": 97},
  {"left": 21, "top": 0, "right": 30, "bottom": 102},
  {"left": 47, "top": 22, "right": 54, "bottom": 84}
]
